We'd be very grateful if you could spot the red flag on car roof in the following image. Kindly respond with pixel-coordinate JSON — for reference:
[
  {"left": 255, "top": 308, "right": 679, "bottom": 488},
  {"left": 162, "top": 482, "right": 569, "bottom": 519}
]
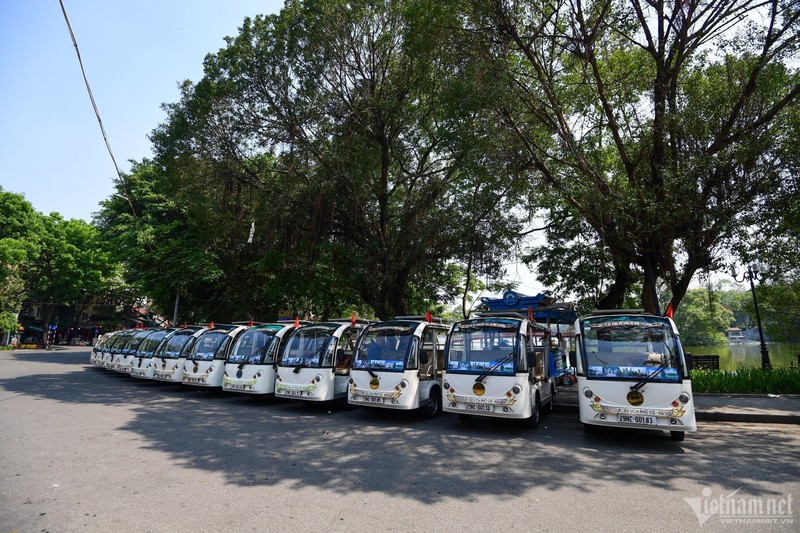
[
  {"left": 248, "top": 318, "right": 254, "bottom": 327},
  {"left": 528, "top": 307, "right": 533, "bottom": 322},
  {"left": 209, "top": 321, "right": 215, "bottom": 329},
  {"left": 664, "top": 302, "right": 674, "bottom": 319},
  {"left": 425, "top": 310, "right": 432, "bottom": 322},
  {"left": 294, "top": 315, "right": 300, "bottom": 328},
  {"left": 351, "top": 312, "right": 357, "bottom": 326}
]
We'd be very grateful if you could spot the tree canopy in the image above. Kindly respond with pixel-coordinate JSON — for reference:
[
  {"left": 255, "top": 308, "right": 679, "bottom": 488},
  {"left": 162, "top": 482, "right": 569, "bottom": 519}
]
[
  {"left": 94, "top": 0, "right": 799, "bottom": 321},
  {"left": 0, "top": 189, "right": 122, "bottom": 341},
  {"left": 468, "top": 0, "right": 800, "bottom": 314},
  {"left": 100, "top": 0, "right": 531, "bottom": 321}
]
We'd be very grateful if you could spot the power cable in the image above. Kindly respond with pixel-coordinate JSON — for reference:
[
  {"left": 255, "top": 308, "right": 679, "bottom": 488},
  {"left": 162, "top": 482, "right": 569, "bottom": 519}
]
[
  {"left": 58, "top": 0, "right": 123, "bottom": 182},
  {"left": 58, "top": 0, "right": 139, "bottom": 221}
]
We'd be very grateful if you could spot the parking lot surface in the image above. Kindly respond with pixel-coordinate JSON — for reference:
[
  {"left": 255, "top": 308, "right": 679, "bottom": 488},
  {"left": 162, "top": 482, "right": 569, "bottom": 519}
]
[{"left": 1, "top": 347, "right": 798, "bottom": 532}]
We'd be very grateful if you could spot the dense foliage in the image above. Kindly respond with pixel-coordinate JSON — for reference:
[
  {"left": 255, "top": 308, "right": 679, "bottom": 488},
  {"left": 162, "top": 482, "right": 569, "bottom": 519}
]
[
  {"left": 67, "top": 1, "right": 800, "bottom": 323},
  {"left": 672, "top": 288, "right": 734, "bottom": 346},
  {"left": 0, "top": 188, "right": 122, "bottom": 342},
  {"left": 98, "top": 0, "right": 530, "bottom": 321},
  {"left": 467, "top": 0, "right": 799, "bottom": 313}
]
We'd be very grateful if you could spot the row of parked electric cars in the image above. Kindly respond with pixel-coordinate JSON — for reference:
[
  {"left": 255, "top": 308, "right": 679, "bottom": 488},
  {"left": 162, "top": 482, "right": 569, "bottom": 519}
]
[
  {"left": 89, "top": 314, "right": 559, "bottom": 425},
  {"left": 89, "top": 310, "right": 697, "bottom": 439}
]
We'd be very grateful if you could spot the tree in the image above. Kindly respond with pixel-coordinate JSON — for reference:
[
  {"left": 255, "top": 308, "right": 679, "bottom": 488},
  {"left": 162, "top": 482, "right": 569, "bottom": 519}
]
[
  {"left": 673, "top": 288, "right": 734, "bottom": 346},
  {"left": 0, "top": 189, "right": 42, "bottom": 318},
  {"left": 468, "top": 0, "right": 800, "bottom": 313},
  {"left": 143, "top": 0, "right": 529, "bottom": 319},
  {"left": 750, "top": 281, "right": 800, "bottom": 342},
  {"left": 25, "top": 214, "right": 117, "bottom": 345}
]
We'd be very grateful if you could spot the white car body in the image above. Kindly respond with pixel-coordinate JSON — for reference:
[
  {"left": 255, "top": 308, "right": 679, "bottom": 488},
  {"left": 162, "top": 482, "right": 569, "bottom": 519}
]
[
  {"left": 182, "top": 325, "right": 248, "bottom": 388},
  {"left": 442, "top": 314, "right": 555, "bottom": 425},
  {"left": 275, "top": 321, "right": 366, "bottom": 402},
  {"left": 129, "top": 328, "right": 177, "bottom": 380},
  {"left": 151, "top": 326, "right": 208, "bottom": 383},
  {"left": 111, "top": 329, "right": 158, "bottom": 374},
  {"left": 222, "top": 323, "right": 298, "bottom": 395},
  {"left": 348, "top": 319, "right": 448, "bottom": 418},
  {"left": 572, "top": 311, "right": 697, "bottom": 441}
]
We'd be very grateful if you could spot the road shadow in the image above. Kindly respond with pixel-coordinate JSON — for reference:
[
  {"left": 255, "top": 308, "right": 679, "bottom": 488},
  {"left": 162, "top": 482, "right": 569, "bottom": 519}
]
[
  {"left": 1, "top": 367, "right": 797, "bottom": 503},
  {"left": 10, "top": 347, "right": 90, "bottom": 365}
]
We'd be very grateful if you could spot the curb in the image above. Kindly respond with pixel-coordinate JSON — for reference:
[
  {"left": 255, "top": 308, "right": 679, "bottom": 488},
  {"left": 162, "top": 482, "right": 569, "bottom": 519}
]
[{"left": 693, "top": 411, "right": 800, "bottom": 424}]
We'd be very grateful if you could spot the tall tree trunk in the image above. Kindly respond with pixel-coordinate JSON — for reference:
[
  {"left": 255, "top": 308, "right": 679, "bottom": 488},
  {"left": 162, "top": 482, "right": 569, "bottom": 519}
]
[{"left": 597, "top": 259, "right": 632, "bottom": 310}]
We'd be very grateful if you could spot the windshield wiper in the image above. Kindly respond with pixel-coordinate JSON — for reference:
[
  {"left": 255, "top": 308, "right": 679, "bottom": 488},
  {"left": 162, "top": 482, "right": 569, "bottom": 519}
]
[
  {"left": 293, "top": 346, "right": 324, "bottom": 373},
  {"left": 475, "top": 352, "right": 514, "bottom": 383},
  {"left": 355, "top": 346, "right": 378, "bottom": 377},
  {"left": 630, "top": 342, "right": 675, "bottom": 391}
]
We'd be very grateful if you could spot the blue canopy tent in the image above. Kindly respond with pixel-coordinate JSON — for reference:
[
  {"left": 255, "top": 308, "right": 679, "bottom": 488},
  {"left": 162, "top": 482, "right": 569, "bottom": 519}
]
[
  {"left": 479, "top": 291, "right": 577, "bottom": 324},
  {"left": 479, "top": 291, "right": 577, "bottom": 378}
]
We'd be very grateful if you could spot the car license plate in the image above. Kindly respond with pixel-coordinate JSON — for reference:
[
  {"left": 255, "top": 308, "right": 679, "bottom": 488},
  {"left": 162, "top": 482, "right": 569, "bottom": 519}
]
[
  {"left": 466, "top": 404, "right": 494, "bottom": 412},
  {"left": 282, "top": 389, "right": 304, "bottom": 396},
  {"left": 618, "top": 414, "right": 656, "bottom": 425},
  {"left": 228, "top": 384, "right": 246, "bottom": 390},
  {"left": 186, "top": 378, "right": 201, "bottom": 383},
  {"left": 364, "top": 396, "right": 384, "bottom": 404}
]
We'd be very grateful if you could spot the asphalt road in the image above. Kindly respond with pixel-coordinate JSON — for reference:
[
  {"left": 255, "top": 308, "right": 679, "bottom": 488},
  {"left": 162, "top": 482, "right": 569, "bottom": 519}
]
[{"left": 1, "top": 347, "right": 798, "bottom": 533}]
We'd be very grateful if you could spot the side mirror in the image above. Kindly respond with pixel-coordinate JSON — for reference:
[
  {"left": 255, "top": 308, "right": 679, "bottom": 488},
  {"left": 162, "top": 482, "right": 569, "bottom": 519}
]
[
  {"left": 419, "top": 350, "right": 429, "bottom": 366},
  {"left": 685, "top": 352, "right": 693, "bottom": 371},
  {"left": 568, "top": 350, "right": 577, "bottom": 368}
]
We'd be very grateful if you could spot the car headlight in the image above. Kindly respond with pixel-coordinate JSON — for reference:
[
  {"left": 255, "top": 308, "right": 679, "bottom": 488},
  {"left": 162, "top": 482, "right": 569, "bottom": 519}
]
[{"left": 255, "top": 371, "right": 263, "bottom": 378}]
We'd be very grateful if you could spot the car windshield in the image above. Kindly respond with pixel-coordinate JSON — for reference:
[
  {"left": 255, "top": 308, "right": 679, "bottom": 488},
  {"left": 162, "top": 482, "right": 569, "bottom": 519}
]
[
  {"left": 353, "top": 323, "right": 416, "bottom": 372},
  {"left": 109, "top": 332, "right": 134, "bottom": 351},
  {"left": 446, "top": 319, "right": 519, "bottom": 375},
  {"left": 280, "top": 325, "right": 338, "bottom": 368},
  {"left": 158, "top": 332, "right": 194, "bottom": 359},
  {"left": 188, "top": 331, "right": 230, "bottom": 361},
  {"left": 123, "top": 330, "right": 153, "bottom": 354},
  {"left": 136, "top": 330, "right": 169, "bottom": 358},
  {"left": 580, "top": 315, "right": 683, "bottom": 381},
  {"left": 228, "top": 329, "right": 281, "bottom": 364}
]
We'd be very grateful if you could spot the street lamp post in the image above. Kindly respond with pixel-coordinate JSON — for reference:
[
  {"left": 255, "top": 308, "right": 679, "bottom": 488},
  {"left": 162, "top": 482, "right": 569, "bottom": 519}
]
[{"left": 731, "top": 261, "right": 771, "bottom": 370}]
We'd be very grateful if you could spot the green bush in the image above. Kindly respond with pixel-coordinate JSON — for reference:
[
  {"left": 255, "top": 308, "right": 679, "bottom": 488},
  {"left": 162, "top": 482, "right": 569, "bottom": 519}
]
[{"left": 691, "top": 367, "right": 800, "bottom": 394}]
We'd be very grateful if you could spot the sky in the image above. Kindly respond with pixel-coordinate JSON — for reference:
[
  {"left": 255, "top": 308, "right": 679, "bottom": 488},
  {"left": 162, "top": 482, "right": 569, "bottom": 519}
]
[
  {"left": 0, "top": 0, "right": 284, "bottom": 222},
  {"left": 0, "top": 0, "right": 550, "bottom": 297}
]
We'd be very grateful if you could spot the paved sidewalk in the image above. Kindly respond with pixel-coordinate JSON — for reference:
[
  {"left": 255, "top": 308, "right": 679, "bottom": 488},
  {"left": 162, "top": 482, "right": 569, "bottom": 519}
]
[{"left": 555, "top": 384, "right": 800, "bottom": 424}]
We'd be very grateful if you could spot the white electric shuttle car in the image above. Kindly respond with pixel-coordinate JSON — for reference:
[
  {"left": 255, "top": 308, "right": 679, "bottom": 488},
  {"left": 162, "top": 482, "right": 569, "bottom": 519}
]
[
  {"left": 572, "top": 310, "right": 696, "bottom": 441},
  {"left": 129, "top": 328, "right": 177, "bottom": 379},
  {"left": 151, "top": 326, "right": 208, "bottom": 383},
  {"left": 101, "top": 329, "right": 136, "bottom": 369},
  {"left": 90, "top": 331, "right": 119, "bottom": 366},
  {"left": 442, "top": 313, "right": 556, "bottom": 426},
  {"left": 275, "top": 320, "right": 368, "bottom": 402},
  {"left": 222, "top": 322, "right": 298, "bottom": 395},
  {"left": 348, "top": 317, "right": 448, "bottom": 418},
  {"left": 111, "top": 328, "right": 158, "bottom": 374},
  {"left": 182, "top": 324, "right": 248, "bottom": 388}
]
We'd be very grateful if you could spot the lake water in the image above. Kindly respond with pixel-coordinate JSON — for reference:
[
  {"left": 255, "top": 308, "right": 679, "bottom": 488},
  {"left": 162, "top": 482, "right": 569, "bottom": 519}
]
[{"left": 684, "top": 343, "right": 800, "bottom": 371}]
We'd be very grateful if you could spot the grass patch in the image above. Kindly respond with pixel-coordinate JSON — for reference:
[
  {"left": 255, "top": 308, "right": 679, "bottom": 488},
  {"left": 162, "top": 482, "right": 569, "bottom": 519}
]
[{"left": 691, "top": 367, "right": 800, "bottom": 394}]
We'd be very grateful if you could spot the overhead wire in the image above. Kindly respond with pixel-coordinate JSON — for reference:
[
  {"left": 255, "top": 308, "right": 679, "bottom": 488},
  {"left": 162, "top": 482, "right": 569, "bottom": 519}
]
[{"left": 58, "top": 0, "right": 139, "bottom": 220}]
